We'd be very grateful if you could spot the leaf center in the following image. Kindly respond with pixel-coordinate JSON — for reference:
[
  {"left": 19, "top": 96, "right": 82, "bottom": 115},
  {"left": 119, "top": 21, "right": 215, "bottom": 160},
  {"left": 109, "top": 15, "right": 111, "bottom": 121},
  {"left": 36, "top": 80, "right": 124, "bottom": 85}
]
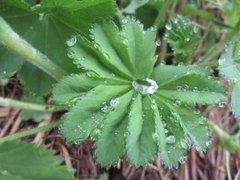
[{"left": 132, "top": 78, "right": 158, "bottom": 95}]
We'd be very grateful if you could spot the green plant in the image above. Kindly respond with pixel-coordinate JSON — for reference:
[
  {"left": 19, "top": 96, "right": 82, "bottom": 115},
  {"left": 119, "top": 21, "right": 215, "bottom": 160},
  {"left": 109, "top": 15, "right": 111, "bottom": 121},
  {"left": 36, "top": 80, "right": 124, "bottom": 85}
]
[
  {"left": 0, "top": 0, "right": 116, "bottom": 96},
  {"left": 0, "top": 140, "right": 74, "bottom": 179},
  {"left": 53, "top": 17, "right": 224, "bottom": 168},
  {"left": 164, "top": 15, "right": 200, "bottom": 64},
  {"left": 219, "top": 42, "right": 240, "bottom": 118},
  {"left": 1, "top": 0, "right": 240, "bottom": 179}
]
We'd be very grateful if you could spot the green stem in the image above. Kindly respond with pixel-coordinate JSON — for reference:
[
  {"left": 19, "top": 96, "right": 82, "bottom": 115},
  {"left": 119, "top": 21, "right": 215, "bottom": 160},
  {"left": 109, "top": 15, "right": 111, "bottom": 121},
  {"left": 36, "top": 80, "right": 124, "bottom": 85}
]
[
  {"left": 0, "top": 17, "right": 66, "bottom": 81},
  {"left": 0, "top": 120, "right": 61, "bottom": 144},
  {"left": 0, "top": 97, "right": 63, "bottom": 112},
  {"left": 209, "top": 122, "right": 240, "bottom": 152},
  {"left": 225, "top": 151, "right": 232, "bottom": 180},
  {"left": 159, "top": 0, "right": 178, "bottom": 62},
  {"left": 154, "top": 0, "right": 172, "bottom": 28}
]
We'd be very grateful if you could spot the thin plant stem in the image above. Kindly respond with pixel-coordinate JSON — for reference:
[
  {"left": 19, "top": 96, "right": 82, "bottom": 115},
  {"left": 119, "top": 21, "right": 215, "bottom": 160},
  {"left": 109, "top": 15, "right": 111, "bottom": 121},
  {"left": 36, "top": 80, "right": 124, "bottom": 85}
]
[
  {"left": 0, "top": 17, "right": 66, "bottom": 81},
  {"left": 226, "top": 151, "right": 232, "bottom": 180},
  {"left": 0, "top": 97, "right": 64, "bottom": 112},
  {"left": 159, "top": 0, "right": 178, "bottom": 62},
  {"left": 0, "top": 120, "right": 61, "bottom": 144}
]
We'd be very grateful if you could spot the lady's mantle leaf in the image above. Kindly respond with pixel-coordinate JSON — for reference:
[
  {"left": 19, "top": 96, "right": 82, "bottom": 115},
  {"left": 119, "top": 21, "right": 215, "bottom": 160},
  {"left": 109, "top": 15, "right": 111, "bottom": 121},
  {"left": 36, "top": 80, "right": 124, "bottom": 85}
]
[
  {"left": 53, "top": 18, "right": 224, "bottom": 168},
  {"left": 219, "top": 42, "right": 240, "bottom": 118},
  {"left": 0, "top": 0, "right": 116, "bottom": 95},
  {"left": 0, "top": 141, "right": 74, "bottom": 180}
]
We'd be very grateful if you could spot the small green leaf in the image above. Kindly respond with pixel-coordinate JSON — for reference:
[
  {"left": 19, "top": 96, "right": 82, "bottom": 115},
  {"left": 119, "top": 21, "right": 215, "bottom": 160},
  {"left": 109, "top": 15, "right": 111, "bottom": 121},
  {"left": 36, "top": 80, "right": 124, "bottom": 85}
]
[
  {"left": 0, "top": 141, "right": 74, "bottom": 180},
  {"left": 164, "top": 15, "right": 200, "bottom": 60}
]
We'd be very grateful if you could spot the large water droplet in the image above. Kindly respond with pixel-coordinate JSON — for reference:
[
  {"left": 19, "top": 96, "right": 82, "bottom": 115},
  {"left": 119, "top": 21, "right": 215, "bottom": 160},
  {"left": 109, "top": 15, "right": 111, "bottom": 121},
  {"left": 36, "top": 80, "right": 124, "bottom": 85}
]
[
  {"left": 166, "top": 135, "right": 176, "bottom": 144},
  {"left": 132, "top": 78, "right": 158, "bottom": 95},
  {"left": 66, "top": 36, "right": 77, "bottom": 47}
]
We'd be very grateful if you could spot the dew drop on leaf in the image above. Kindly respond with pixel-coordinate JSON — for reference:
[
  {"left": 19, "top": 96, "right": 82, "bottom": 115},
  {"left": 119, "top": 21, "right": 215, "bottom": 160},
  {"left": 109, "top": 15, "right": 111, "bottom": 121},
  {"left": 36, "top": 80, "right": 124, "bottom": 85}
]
[
  {"left": 152, "top": 132, "right": 159, "bottom": 141},
  {"left": 124, "top": 131, "right": 129, "bottom": 137},
  {"left": 103, "top": 52, "right": 110, "bottom": 60},
  {"left": 1, "top": 170, "right": 8, "bottom": 175},
  {"left": 95, "top": 129, "right": 101, "bottom": 136},
  {"left": 193, "top": 87, "right": 198, "bottom": 92},
  {"left": 110, "top": 98, "right": 118, "bottom": 107},
  {"left": 132, "top": 78, "right": 158, "bottom": 95},
  {"left": 67, "top": 50, "right": 75, "bottom": 59},
  {"left": 218, "top": 58, "right": 226, "bottom": 65},
  {"left": 218, "top": 99, "right": 228, "bottom": 108},
  {"left": 66, "top": 36, "right": 77, "bottom": 47},
  {"left": 166, "top": 135, "right": 176, "bottom": 144},
  {"left": 101, "top": 105, "right": 108, "bottom": 112},
  {"left": 156, "top": 40, "right": 161, "bottom": 47},
  {"left": 179, "top": 156, "right": 187, "bottom": 164},
  {"left": 193, "top": 26, "right": 199, "bottom": 33},
  {"left": 185, "top": 37, "right": 190, "bottom": 42},
  {"left": 206, "top": 140, "right": 212, "bottom": 147},
  {"left": 165, "top": 24, "right": 172, "bottom": 30},
  {"left": 122, "top": 18, "right": 128, "bottom": 24}
]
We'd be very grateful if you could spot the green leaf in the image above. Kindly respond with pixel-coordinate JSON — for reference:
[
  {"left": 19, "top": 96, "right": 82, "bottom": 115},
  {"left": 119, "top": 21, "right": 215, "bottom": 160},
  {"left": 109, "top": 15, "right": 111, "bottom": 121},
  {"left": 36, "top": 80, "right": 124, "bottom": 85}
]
[
  {"left": 151, "top": 65, "right": 212, "bottom": 85},
  {"left": 152, "top": 97, "right": 187, "bottom": 168},
  {"left": 95, "top": 90, "right": 134, "bottom": 167},
  {"left": 152, "top": 65, "right": 224, "bottom": 105},
  {"left": 0, "top": 48, "right": 24, "bottom": 78},
  {"left": 164, "top": 15, "right": 200, "bottom": 61},
  {"left": 60, "top": 85, "right": 131, "bottom": 144},
  {"left": 0, "top": 141, "right": 74, "bottom": 180},
  {"left": 219, "top": 42, "right": 240, "bottom": 118},
  {"left": 156, "top": 75, "right": 224, "bottom": 105},
  {"left": 53, "top": 73, "right": 104, "bottom": 105},
  {"left": 218, "top": 42, "right": 240, "bottom": 81},
  {"left": 232, "top": 83, "right": 240, "bottom": 118},
  {"left": 53, "top": 18, "right": 225, "bottom": 168},
  {"left": 122, "top": 17, "right": 157, "bottom": 77},
  {"left": 126, "top": 94, "right": 157, "bottom": 166},
  {"left": 0, "top": 0, "right": 116, "bottom": 95}
]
